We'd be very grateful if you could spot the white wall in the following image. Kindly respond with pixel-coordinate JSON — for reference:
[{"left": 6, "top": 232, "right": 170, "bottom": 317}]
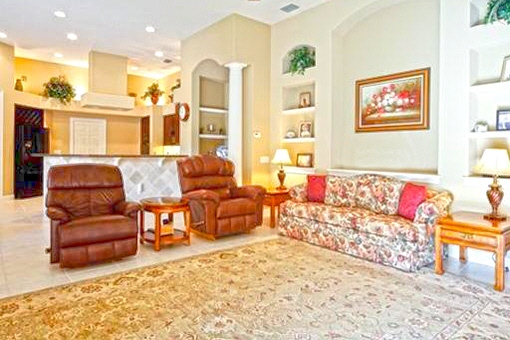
[{"left": 332, "top": 0, "right": 439, "bottom": 173}]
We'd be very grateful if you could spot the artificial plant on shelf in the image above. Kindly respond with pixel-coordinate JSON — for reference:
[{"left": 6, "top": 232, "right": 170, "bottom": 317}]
[
  {"left": 141, "top": 82, "right": 165, "bottom": 105},
  {"left": 288, "top": 46, "right": 316, "bottom": 76},
  {"left": 485, "top": 0, "right": 510, "bottom": 24},
  {"left": 42, "top": 75, "right": 76, "bottom": 105}
]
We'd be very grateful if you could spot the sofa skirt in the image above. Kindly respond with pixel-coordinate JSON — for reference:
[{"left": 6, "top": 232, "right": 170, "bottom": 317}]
[{"left": 278, "top": 214, "right": 434, "bottom": 272}]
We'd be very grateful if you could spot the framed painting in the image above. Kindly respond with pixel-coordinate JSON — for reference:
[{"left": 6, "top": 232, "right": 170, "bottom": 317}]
[
  {"left": 296, "top": 153, "right": 313, "bottom": 168},
  {"left": 355, "top": 68, "right": 430, "bottom": 133}
]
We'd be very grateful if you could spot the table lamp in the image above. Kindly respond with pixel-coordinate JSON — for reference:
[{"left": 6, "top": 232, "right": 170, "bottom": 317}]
[
  {"left": 271, "top": 149, "right": 292, "bottom": 190},
  {"left": 474, "top": 148, "right": 510, "bottom": 221}
]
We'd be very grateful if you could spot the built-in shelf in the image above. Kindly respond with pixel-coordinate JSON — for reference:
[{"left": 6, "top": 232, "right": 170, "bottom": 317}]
[
  {"left": 283, "top": 166, "right": 316, "bottom": 175},
  {"left": 470, "top": 81, "right": 510, "bottom": 94},
  {"left": 281, "top": 67, "right": 318, "bottom": 88},
  {"left": 463, "top": 176, "right": 510, "bottom": 187},
  {"left": 199, "top": 107, "right": 228, "bottom": 114},
  {"left": 468, "top": 131, "right": 510, "bottom": 139},
  {"left": 282, "top": 107, "right": 315, "bottom": 115},
  {"left": 281, "top": 137, "right": 315, "bottom": 143},
  {"left": 469, "top": 23, "right": 510, "bottom": 49},
  {"left": 199, "top": 134, "right": 228, "bottom": 140}
]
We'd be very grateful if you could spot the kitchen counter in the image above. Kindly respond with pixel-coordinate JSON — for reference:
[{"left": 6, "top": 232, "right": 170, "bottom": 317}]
[
  {"left": 33, "top": 153, "right": 188, "bottom": 158},
  {"left": 39, "top": 154, "right": 187, "bottom": 201}
]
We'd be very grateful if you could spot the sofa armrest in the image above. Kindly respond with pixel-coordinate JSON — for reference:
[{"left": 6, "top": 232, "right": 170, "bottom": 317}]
[
  {"left": 289, "top": 183, "right": 308, "bottom": 202},
  {"left": 231, "top": 185, "right": 266, "bottom": 200},
  {"left": 46, "top": 206, "right": 71, "bottom": 222},
  {"left": 114, "top": 201, "right": 141, "bottom": 218},
  {"left": 414, "top": 191, "right": 453, "bottom": 235},
  {"left": 183, "top": 190, "right": 221, "bottom": 204}
]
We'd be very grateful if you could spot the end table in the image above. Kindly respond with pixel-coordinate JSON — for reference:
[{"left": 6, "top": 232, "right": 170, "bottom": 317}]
[
  {"left": 140, "top": 197, "right": 191, "bottom": 251},
  {"left": 435, "top": 211, "right": 510, "bottom": 291},
  {"left": 263, "top": 188, "right": 290, "bottom": 228}
]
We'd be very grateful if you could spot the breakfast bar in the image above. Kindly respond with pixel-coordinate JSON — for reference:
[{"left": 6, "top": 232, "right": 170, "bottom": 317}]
[{"left": 35, "top": 154, "right": 187, "bottom": 201}]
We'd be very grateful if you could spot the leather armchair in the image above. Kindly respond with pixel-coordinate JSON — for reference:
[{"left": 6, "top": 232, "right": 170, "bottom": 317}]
[
  {"left": 45, "top": 164, "right": 141, "bottom": 268},
  {"left": 177, "top": 155, "right": 266, "bottom": 239}
]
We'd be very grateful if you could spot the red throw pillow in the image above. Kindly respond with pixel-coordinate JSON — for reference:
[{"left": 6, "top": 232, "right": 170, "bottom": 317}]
[
  {"left": 398, "top": 183, "right": 427, "bottom": 220},
  {"left": 307, "top": 175, "right": 326, "bottom": 203}
]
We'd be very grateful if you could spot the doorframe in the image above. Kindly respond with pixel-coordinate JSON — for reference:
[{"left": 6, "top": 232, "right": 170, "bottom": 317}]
[{"left": 69, "top": 117, "right": 107, "bottom": 154}]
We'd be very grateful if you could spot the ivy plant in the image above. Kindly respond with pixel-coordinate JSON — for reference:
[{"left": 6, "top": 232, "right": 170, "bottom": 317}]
[
  {"left": 42, "top": 75, "right": 76, "bottom": 105},
  {"left": 288, "top": 46, "right": 316, "bottom": 76},
  {"left": 485, "top": 0, "right": 510, "bottom": 24}
]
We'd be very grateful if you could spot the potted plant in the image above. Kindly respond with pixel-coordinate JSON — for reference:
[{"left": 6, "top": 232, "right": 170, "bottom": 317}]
[
  {"left": 142, "top": 82, "right": 165, "bottom": 105},
  {"left": 42, "top": 75, "right": 76, "bottom": 105},
  {"left": 485, "top": 0, "right": 510, "bottom": 24},
  {"left": 288, "top": 46, "right": 316, "bottom": 76},
  {"left": 169, "top": 79, "right": 181, "bottom": 103}
]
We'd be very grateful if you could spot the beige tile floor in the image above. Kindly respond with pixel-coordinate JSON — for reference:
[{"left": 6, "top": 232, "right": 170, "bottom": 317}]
[{"left": 0, "top": 196, "right": 507, "bottom": 299}]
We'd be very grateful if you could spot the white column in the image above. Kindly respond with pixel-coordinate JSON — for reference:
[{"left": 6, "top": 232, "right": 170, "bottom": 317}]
[{"left": 225, "top": 62, "right": 247, "bottom": 184}]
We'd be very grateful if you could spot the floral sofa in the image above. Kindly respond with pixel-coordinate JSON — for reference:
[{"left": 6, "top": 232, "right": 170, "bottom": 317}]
[{"left": 278, "top": 174, "right": 453, "bottom": 272}]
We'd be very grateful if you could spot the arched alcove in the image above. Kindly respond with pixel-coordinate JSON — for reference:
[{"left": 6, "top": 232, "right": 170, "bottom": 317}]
[
  {"left": 282, "top": 45, "right": 316, "bottom": 75},
  {"left": 191, "top": 59, "right": 229, "bottom": 156}
]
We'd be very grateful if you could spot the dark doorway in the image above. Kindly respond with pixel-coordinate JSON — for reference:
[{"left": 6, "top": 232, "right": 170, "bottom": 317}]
[
  {"left": 14, "top": 105, "right": 49, "bottom": 199},
  {"left": 140, "top": 116, "right": 150, "bottom": 155}
]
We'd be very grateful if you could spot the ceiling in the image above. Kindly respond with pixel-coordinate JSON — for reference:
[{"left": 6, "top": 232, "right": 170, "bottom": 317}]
[{"left": 0, "top": 0, "right": 329, "bottom": 79}]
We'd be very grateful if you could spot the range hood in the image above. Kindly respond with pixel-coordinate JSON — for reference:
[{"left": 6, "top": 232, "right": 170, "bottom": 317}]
[
  {"left": 80, "top": 92, "right": 134, "bottom": 111},
  {"left": 80, "top": 51, "right": 135, "bottom": 111}
]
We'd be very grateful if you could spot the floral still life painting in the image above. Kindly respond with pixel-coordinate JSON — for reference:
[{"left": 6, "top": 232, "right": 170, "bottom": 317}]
[{"left": 355, "top": 68, "right": 430, "bottom": 132}]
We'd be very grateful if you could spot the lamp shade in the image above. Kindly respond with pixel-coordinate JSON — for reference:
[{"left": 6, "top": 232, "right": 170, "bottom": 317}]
[
  {"left": 474, "top": 148, "right": 510, "bottom": 176},
  {"left": 271, "top": 149, "right": 292, "bottom": 165}
]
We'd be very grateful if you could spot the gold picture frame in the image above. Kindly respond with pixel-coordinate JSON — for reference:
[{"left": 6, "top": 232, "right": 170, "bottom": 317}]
[{"left": 355, "top": 68, "right": 430, "bottom": 133}]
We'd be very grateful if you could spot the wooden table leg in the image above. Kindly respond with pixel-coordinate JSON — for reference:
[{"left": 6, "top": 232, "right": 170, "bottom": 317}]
[
  {"left": 435, "top": 225, "right": 444, "bottom": 275},
  {"left": 154, "top": 212, "right": 161, "bottom": 251},
  {"left": 495, "top": 236, "right": 505, "bottom": 292},
  {"left": 269, "top": 203, "right": 276, "bottom": 228},
  {"left": 184, "top": 209, "right": 191, "bottom": 246},
  {"left": 459, "top": 246, "right": 467, "bottom": 263},
  {"left": 139, "top": 210, "right": 145, "bottom": 244}
]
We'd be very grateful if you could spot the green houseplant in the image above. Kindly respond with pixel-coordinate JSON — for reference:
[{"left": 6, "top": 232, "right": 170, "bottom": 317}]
[
  {"left": 141, "top": 82, "right": 165, "bottom": 105},
  {"left": 485, "top": 0, "right": 510, "bottom": 24},
  {"left": 288, "top": 46, "right": 316, "bottom": 76},
  {"left": 42, "top": 75, "right": 76, "bottom": 105}
]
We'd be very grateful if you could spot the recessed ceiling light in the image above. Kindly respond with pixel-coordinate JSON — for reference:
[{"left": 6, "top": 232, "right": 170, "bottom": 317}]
[
  {"left": 131, "top": 66, "right": 139, "bottom": 71},
  {"left": 154, "top": 51, "right": 164, "bottom": 57},
  {"left": 0, "top": 32, "right": 7, "bottom": 39},
  {"left": 145, "top": 26, "right": 156, "bottom": 33},
  {"left": 54, "top": 53, "right": 63, "bottom": 58},
  {"left": 53, "top": 11, "right": 66, "bottom": 18},
  {"left": 67, "top": 33, "right": 78, "bottom": 41}
]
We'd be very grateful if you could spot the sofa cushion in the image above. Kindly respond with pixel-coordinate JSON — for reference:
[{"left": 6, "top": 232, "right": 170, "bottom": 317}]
[
  {"left": 324, "top": 176, "right": 357, "bottom": 207},
  {"left": 307, "top": 175, "right": 326, "bottom": 203},
  {"left": 59, "top": 215, "right": 137, "bottom": 248},
  {"left": 398, "top": 183, "right": 427, "bottom": 220},
  {"left": 217, "top": 198, "right": 256, "bottom": 218},
  {"left": 355, "top": 174, "right": 404, "bottom": 215},
  {"left": 281, "top": 200, "right": 420, "bottom": 243}
]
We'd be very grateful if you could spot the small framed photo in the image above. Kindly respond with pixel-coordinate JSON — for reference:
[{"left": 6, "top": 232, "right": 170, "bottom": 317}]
[
  {"left": 496, "top": 109, "right": 510, "bottom": 131},
  {"left": 501, "top": 55, "right": 510, "bottom": 82},
  {"left": 299, "top": 92, "right": 312, "bottom": 108},
  {"left": 296, "top": 153, "right": 313, "bottom": 167},
  {"left": 299, "top": 121, "right": 313, "bottom": 138}
]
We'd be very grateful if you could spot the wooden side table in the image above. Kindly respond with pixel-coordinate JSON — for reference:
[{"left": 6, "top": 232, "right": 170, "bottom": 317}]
[
  {"left": 263, "top": 188, "right": 290, "bottom": 228},
  {"left": 140, "top": 197, "right": 191, "bottom": 251},
  {"left": 435, "top": 211, "right": 510, "bottom": 291}
]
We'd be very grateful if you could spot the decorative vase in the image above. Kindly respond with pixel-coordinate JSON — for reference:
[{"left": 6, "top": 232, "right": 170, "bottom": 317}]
[
  {"left": 14, "top": 79, "right": 23, "bottom": 92},
  {"left": 151, "top": 95, "right": 159, "bottom": 105}
]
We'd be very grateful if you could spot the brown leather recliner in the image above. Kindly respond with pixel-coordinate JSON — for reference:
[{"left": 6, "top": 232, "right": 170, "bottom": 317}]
[
  {"left": 45, "top": 164, "right": 141, "bottom": 268},
  {"left": 177, "top": 155, "right": 266, "bottom": 239}
]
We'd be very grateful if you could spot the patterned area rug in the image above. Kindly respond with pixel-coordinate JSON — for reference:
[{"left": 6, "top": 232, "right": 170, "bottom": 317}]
[{"left": 1, "top": 238, "right": 509, "bottom": 339}]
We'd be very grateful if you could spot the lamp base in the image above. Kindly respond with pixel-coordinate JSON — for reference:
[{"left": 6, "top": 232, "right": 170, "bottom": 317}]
[
  {"left": 277, "top": 168, "right": 286, "bottom": 190},
  {"left": 483, "top": 213, "right": 507, "bottom": 221}
]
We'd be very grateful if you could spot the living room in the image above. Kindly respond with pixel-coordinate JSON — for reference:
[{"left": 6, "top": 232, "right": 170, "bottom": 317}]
[{"left": 1, "top": 0, "right": 510, "bottom": 338}]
